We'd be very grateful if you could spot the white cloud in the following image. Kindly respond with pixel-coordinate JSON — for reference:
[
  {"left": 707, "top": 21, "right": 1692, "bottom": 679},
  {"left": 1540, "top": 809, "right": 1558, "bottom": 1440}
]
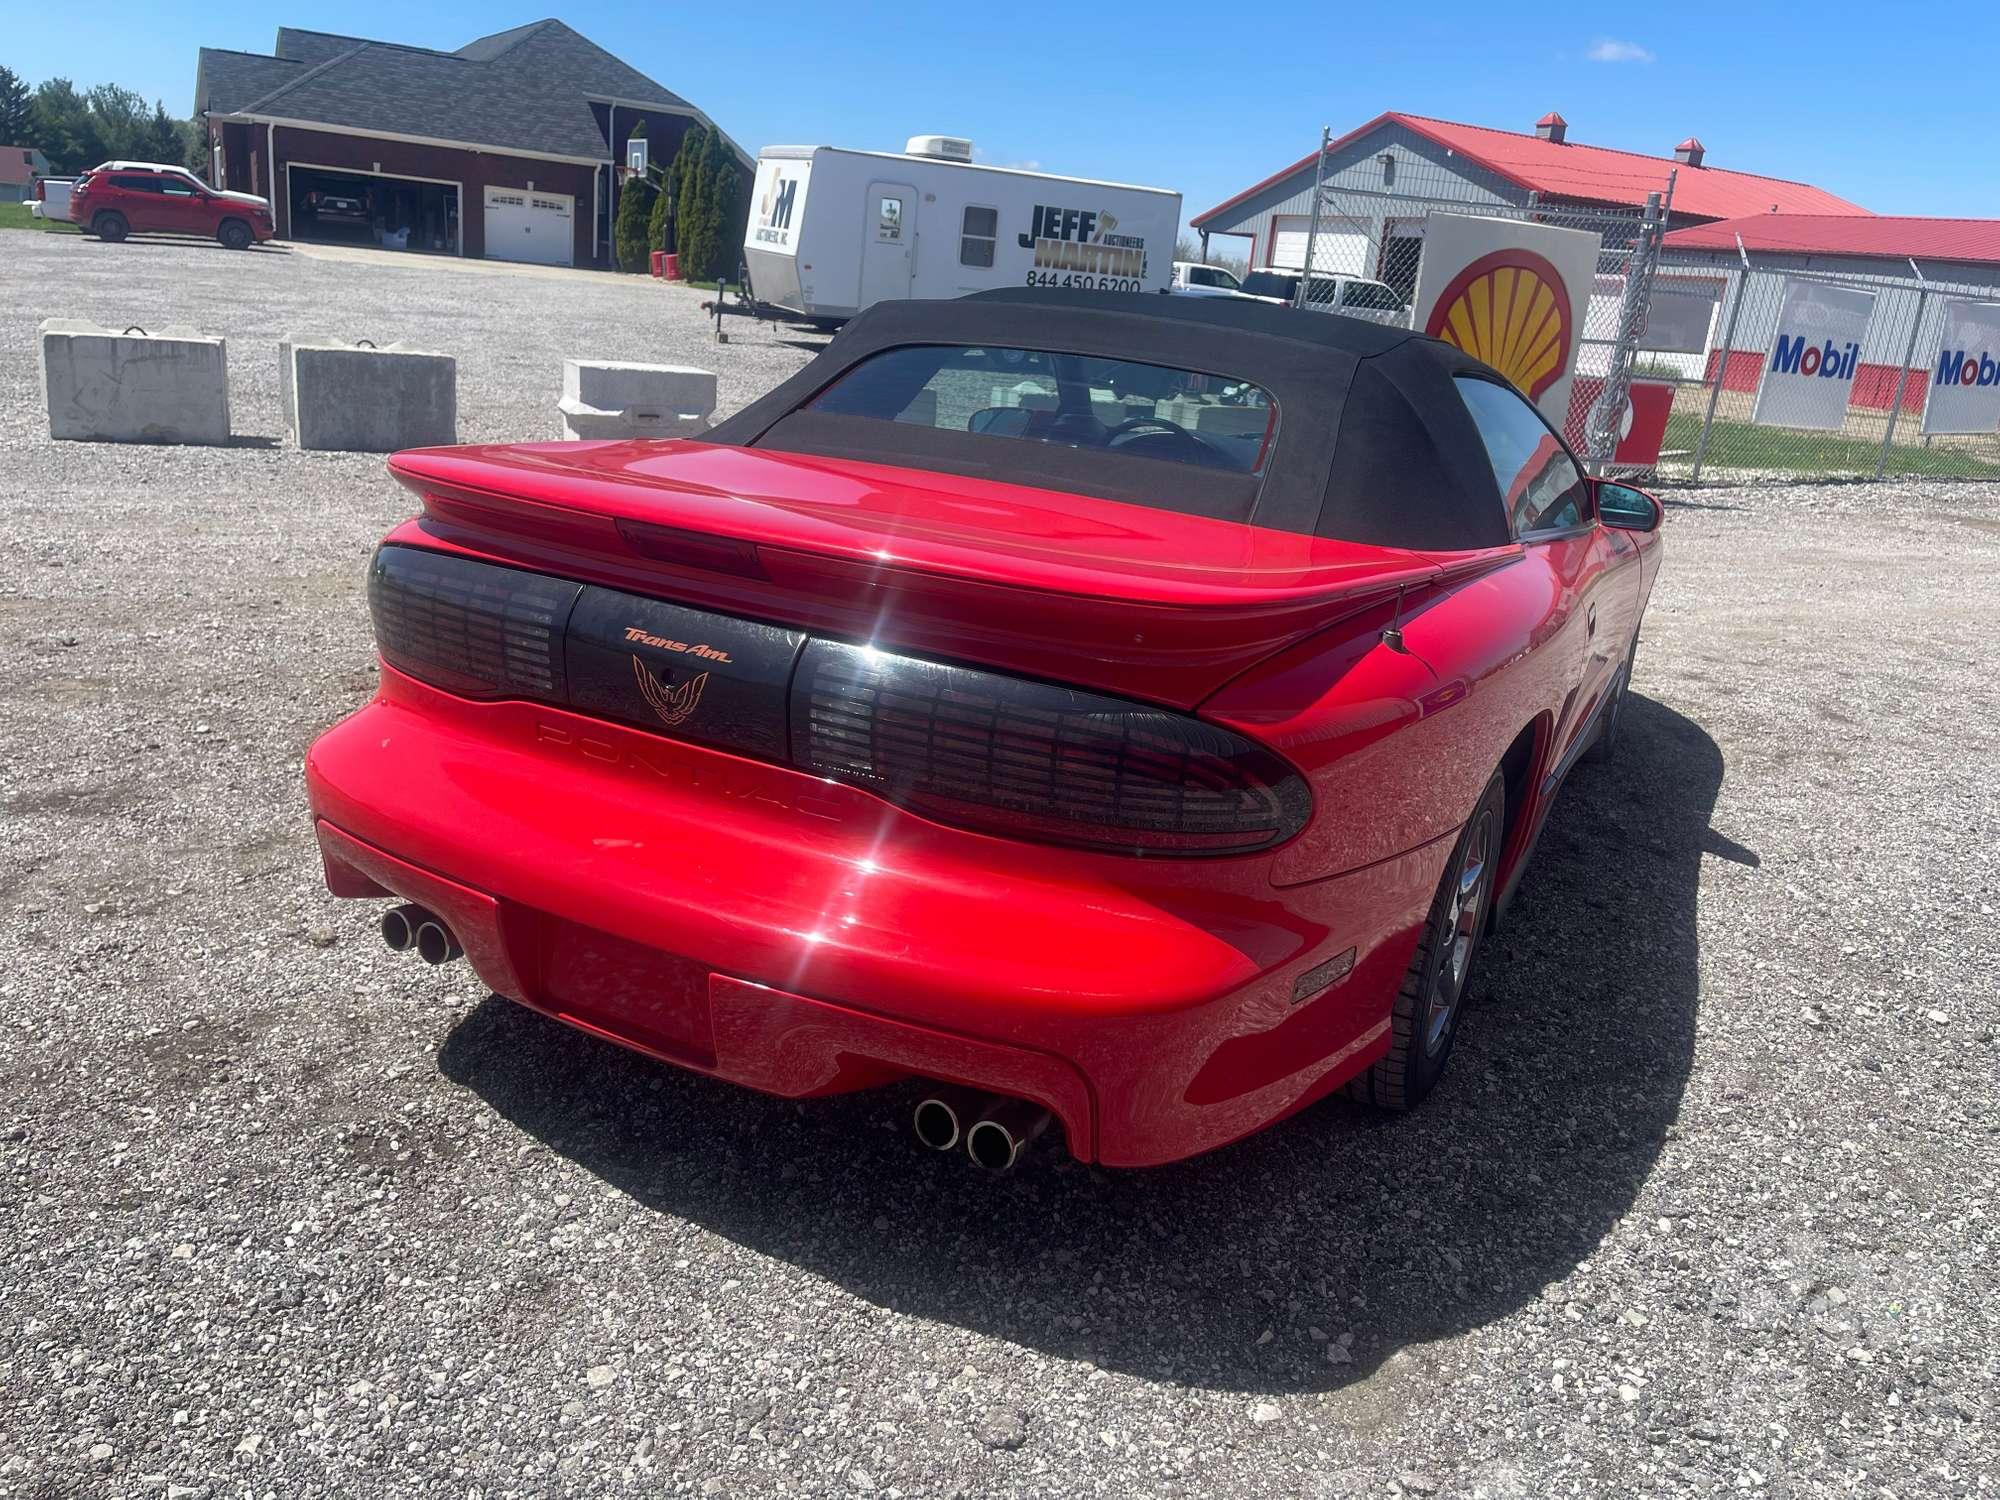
[
  {"left": 1587, "top": 38, "right": 1655, "bottom": 63},
  {"left": 972, "top": 148, "right": 1042, "bottom": 172}
]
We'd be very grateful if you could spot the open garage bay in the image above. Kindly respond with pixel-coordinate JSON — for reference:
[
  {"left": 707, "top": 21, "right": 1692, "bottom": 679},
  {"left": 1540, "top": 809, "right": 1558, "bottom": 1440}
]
[{"left": 0, "top": 232, "right": 1994, "bottom": 1497}]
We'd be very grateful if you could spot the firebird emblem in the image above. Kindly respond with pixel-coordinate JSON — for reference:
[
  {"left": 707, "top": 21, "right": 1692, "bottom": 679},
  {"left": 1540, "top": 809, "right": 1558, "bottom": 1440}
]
[{"left": 632, "top": 657, "right": 707, "bottom": 727}]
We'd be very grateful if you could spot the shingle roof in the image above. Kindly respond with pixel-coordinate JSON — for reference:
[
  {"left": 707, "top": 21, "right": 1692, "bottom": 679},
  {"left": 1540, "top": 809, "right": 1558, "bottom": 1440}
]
[
  {"left": 196, "top": 19, "right": 708, "bottom": 164},
  {"left": 194, "top": 48, "right": 306, "bottom": 116},
  {"left": 1663, "top": 214, "right": 2000, "bottom": 268},
  {"left": 1192, "top": 111, "right": 1870, "bottom": 229}
]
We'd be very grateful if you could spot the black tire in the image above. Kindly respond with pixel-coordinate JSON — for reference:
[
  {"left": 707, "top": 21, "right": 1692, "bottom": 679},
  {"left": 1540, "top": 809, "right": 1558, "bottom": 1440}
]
[
  {"left": 218, "top": 219, "right": 252, "bottom": 251},
  {"left": 1583, "top": 637, "right": 1638, "bottom": 765},
  {"left": 1350, "top": 770, "right": 1505, "bottom": 1111},
  {"left": 92, "top": 212, "right": 128, "bottom": 243}
]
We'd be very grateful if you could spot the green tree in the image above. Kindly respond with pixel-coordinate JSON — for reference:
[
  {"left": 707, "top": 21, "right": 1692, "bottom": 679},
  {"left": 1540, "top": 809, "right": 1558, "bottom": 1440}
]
[
  {"left": 0, "top": 66, "right": 32, "bottom": 146},
  {"left": 181, "top": 118, "right": 210, "bottom": 176},
  {"left": 645, "top": 172, "right": 669, "bottom": 256},
  {"left": 144, "top": 101, "right": 180, "bottom": 164},
  {"left": 704, "top": 130, "right": 742, "bottom": 284},
  {"left": 84, "top": 83, "right": 148, "bottom": 160},
  {"left": 669, "top": 124, "right": 706, "bottom": 259},
  {"left": 613, "top": 175, "right": 655, "bottom": 272},
  {"left": 678, "top": 129, "right": 741, "bottom": 283},
  {"left": 31, "top": 78, "right": 100, "bottom": 172}
]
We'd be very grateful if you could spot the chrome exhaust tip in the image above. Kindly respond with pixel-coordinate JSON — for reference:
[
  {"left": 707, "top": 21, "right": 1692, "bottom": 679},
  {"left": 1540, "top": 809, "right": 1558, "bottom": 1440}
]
[
  {"left": 912, "top": 1093, "right": 967, "bottom": 1152},
  {"left": 414, "top": 919, "right": 463, "bottom": 966},
  {"left": 380, "top": 904, "right": 425, "bottom": 952},
  {"left": 965, "top": 1098, "right": 1051, "bottom": 1173}
]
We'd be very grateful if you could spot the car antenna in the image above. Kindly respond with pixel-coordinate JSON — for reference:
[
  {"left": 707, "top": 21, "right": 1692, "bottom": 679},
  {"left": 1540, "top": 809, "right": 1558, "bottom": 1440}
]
[{"left": 1382, "top": 583, "right": 1411, "bottom": 654}]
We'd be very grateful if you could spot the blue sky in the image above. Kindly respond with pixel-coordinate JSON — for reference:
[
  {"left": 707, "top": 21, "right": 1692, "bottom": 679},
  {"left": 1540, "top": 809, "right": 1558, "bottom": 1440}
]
[{"left": 11, "top": 0, "right": 1992, "bottom": 226}]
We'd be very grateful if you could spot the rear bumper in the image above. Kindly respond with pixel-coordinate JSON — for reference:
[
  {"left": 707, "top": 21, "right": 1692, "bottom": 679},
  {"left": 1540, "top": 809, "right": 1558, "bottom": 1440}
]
[{"left": 306, "top": 669, "right": 1450, "bottom": 1165}]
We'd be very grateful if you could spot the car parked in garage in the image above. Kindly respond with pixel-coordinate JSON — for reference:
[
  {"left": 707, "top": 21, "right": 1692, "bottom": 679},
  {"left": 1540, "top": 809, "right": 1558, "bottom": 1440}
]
[
  {"left": 302, "top": 189, "right": 369, "bottom": 225},
  {"left": 306, "top": 290, "right": 1663, "bottom": 1170},
  {"left": 68, "top": 161, "right": 275, "bottom": 249}
]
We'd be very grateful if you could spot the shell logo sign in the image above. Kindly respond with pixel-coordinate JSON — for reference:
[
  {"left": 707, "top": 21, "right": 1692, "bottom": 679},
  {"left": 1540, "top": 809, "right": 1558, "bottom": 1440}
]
[
  {"left": 1411, "top": 214, "right": 1602, "bottom": 428},
  {"left": 1424, "top": 250, "right": 1575, "bottom": 401}
]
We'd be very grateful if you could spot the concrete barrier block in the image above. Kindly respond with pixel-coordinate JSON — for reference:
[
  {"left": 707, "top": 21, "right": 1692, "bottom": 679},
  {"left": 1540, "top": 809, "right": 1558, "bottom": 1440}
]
[
  {"left": 282, "top": 336, "right": 457, "bottom": 452},
  {"left": 39, "top": 319, "right": 230, "bottom": 445},
  {"left": 558, "top": 360, "right": 716, "bottom": 441}
]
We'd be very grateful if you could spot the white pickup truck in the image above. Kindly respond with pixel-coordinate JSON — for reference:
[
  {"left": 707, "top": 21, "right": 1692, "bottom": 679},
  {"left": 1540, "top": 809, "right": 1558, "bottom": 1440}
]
[
  {"left": 1236, "top": 268, "right": 1412, "bottom": 326},
  {"left": 1170, "top": 261, "right": 1254, "bottom": 298},
  {"left": 29, "top": 177, "right": 77, "bottom": 221}
]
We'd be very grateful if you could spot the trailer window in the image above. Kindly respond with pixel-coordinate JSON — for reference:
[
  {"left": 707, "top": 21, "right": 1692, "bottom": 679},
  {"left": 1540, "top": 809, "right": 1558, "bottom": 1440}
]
[{"left": 959, "top": 205, "right": 998, "bottom": 268}]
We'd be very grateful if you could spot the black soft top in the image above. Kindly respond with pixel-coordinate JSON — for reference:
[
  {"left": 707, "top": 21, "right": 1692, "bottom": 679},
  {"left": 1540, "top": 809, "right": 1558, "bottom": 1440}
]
[{"left": 705, "top": 289, "right": 1519, "bottom": 551}]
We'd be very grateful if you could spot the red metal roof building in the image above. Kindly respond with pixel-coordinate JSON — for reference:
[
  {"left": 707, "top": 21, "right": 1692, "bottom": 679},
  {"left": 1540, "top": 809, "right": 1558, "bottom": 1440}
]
[
  {"left": 1190, "top": 110, "right": 1869, "bottom": 279},
  {"left": 1658, "top": 214, "right": 2000, "bottom": 419},
  {"left": 1662, "top": 214, "right": 2000, "bottom": 268},
  {"left": 1195, "top": 111, "right": 1867, "bottom": 233}
]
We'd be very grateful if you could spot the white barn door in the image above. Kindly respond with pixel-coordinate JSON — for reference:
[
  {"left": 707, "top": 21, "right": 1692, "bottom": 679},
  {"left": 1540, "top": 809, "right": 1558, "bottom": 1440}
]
[{"left": 1269, "top": 215, "right": 1369, "bottom": 275}]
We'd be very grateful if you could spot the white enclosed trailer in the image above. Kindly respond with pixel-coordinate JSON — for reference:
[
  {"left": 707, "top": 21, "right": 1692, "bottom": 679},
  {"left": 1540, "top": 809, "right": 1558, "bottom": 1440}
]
[{"left": 743, "top": 136, "right": 1182, "bottom": 324}]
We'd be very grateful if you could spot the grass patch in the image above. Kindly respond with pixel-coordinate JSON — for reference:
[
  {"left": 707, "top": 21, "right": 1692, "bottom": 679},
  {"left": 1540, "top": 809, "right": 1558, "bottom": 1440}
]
[
  {"left": 0, "top": 201, "right": 78, "bottom": 234},
  {"left": 1663, "top": 410, "right": 2000, "bottom": 480}
]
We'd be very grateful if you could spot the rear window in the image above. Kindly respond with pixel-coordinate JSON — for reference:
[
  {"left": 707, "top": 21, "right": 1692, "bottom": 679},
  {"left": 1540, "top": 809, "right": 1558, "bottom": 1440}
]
[
  {"left": 1341, "top": 280, "right": 1404, "bottom": 310},
  {"left": 804, "top": 345, "right": 1278, "bottom": 476},
  {"left": 746, "top": 343, "right": 1281, "bottom": 526},
  {"left": 1239, "top": 271, "right": 1296, "bottom": 300}
]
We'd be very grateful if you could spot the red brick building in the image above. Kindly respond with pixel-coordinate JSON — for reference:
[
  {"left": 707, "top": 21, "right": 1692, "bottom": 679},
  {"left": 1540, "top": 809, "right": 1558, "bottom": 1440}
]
[{"left": 194, "top": 21, "right": 748, "bottom": 268}]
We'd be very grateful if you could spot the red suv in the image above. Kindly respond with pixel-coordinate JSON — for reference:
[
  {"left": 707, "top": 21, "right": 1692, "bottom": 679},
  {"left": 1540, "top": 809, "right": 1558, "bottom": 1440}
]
[{"left": 68, "top": 161, "right": 276, "bottom": 250}]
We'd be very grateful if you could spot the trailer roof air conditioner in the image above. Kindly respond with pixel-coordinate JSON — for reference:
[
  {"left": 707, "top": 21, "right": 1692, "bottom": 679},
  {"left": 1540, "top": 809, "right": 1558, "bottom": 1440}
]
[{"left": 905, "top": 135, "right": 974, "bottom": 162}]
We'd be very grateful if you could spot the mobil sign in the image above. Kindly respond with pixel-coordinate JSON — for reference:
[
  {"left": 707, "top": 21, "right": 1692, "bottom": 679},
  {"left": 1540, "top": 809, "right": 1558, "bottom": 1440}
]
[
  {"left": 1752, "top": 279, "right": 1877, "bottom": 431},
  {"left": 1921, "top": 299, "right": 2000, "bottom": 435}
]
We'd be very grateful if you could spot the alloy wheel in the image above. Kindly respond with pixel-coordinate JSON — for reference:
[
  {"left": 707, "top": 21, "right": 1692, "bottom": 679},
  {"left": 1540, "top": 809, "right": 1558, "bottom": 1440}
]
[{"left": 1424, "top": 809, "right": 1493, "bottom": 1055}]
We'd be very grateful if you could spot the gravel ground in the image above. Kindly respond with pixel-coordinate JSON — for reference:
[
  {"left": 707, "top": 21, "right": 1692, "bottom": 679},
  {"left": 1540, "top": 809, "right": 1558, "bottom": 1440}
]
[{"left": 1, "top": 231, "right": 1996, "bottom": 1500}]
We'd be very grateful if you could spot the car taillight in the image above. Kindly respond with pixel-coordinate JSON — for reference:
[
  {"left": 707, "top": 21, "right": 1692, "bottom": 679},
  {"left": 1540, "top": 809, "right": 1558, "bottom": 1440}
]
[
  {"left": 791, "top": 640, "right": 1310, "bottom": 856},
  {"left": 368, "top": 547, "right": 579, "bottom": 700},
  {"left": 368, "top": 547, "right": 1311, "bottom": 858}
]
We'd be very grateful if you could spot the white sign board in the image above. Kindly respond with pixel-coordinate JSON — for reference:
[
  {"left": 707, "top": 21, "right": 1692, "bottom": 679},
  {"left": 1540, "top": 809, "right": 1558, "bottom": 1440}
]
[
  {"left": 1751, "top": 279, "right": 1875, "bottom": 430},
  {"left": 1920, "top": 299, "right": 2000, "bottom": 435},
  {"left": 627, "top": 138, "right": 648, "bottom": 175},
  {"left": 1640, "top": 277, "right": 1722, "bottom": 355},
  {"left": 1413, "top": 213, "right": 1602, "bottom": 429}
]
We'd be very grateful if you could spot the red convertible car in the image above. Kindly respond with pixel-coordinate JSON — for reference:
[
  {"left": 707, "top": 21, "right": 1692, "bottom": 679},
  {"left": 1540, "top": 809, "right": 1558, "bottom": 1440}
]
[{"left": 305, "top": 291, "right": 1662, "bottom": 1169}]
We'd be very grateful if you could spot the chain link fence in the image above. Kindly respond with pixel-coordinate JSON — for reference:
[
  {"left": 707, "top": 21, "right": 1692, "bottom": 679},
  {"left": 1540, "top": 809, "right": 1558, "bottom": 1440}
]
[
  {"left": 1638, "top": 255, "right": 2000, "bottom": 484},
  {"left": 1286, "top": 134, "right": 1675, "bottom": 471}
]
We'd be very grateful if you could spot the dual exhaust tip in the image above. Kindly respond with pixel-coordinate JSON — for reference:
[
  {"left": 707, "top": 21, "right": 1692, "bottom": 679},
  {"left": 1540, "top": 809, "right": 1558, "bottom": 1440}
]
[
  {"left": 381, "top": 905, "right": 1042, "bottom": 1167},
  {"left": 380, "top": 903, "right": 463, "bottom": 966},
  {"left": 913, "top": 1087, "right": 1051, "bottom": 1172}
]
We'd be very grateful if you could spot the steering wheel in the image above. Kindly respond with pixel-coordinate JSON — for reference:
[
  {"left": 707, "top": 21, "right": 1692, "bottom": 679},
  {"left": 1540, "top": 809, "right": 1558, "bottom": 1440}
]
[{"left": 1104, "top": 415, "right": 1219, "bottom": 466}]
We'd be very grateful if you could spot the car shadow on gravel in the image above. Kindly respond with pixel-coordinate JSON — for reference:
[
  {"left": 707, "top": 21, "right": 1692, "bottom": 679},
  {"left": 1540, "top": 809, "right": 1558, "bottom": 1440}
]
[{"left": 440, "top": 692, "right": 1727, "bottom": 1395}]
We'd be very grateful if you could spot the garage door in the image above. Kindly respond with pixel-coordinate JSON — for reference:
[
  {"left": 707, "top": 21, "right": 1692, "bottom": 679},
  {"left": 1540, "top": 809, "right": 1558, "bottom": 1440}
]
[
  {"left": 1269, "top": 217, "right": 1369, "bottom": 275},
  {"left": 484, "top": 186, "right": 573, "bottom": 267}
]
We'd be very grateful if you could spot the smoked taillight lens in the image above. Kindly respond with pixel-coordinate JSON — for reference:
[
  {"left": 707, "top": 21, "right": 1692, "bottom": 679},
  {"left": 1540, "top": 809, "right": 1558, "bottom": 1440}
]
[
  {"left": 367, "top": 547, "right": 1311, "bottom": 858},
  {"left": 791, "top": 640, "right": 1310, "bottom": 856},
  {"left": 368, "top": 547, "right": 579, "bottom": 699}
]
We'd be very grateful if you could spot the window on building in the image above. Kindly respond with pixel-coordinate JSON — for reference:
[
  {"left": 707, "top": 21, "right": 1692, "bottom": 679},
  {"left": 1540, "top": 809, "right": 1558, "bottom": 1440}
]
[
  {"left": 959, "top": 205, "right": 998, "bottom": 268},
  {"left": 1453, "top": 376, "right": 1589, "bottom": 535}
]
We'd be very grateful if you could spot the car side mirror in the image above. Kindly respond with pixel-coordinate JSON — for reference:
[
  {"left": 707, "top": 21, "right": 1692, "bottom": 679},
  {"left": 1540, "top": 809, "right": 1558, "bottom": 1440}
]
[{"left": 1596, "top": 481, "right": 1662, "bottom": 534}]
